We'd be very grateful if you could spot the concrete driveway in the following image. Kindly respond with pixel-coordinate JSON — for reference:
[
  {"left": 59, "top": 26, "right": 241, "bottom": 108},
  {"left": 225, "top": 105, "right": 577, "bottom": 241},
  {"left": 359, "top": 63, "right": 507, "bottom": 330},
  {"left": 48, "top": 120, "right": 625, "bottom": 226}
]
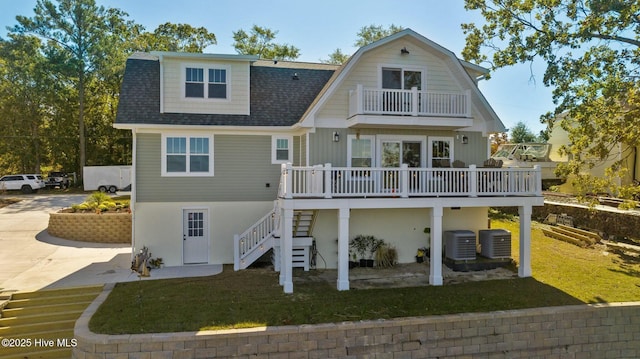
[{"left": 0, "top": 193, "right": 222, "bottom": 292}]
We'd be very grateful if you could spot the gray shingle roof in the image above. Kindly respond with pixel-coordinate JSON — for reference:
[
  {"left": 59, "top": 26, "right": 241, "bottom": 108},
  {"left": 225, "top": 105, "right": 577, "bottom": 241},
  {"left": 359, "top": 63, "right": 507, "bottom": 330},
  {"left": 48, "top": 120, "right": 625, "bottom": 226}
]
[{"left": 115, "top": 55, "right": 336, "bottom": 127}]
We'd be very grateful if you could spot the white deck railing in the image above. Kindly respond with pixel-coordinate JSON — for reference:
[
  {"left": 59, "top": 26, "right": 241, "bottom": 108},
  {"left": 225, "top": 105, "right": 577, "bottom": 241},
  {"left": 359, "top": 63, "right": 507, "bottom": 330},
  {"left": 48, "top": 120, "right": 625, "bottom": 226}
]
[
  {"left": 233, "top": 202, "right": 280, "bottom": 271},
  {"left": 349, "top": 84, "right": 471, "bottom": 118},
  {"left": 280, "top": 163, "right": 542, "bottom": 199}
]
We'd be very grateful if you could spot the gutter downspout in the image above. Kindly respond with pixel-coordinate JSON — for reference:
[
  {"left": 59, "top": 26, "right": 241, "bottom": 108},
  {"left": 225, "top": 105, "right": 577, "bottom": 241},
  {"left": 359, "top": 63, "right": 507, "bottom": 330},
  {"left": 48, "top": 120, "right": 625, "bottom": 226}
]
[{"left": 130, "top": 129, "right": 137, "bottom": 260}]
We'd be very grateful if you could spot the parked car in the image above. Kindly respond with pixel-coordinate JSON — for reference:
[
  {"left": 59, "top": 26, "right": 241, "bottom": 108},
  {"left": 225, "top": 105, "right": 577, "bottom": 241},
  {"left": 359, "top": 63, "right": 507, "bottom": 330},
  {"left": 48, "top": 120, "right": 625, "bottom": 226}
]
[
  {"left": 45, "top": 171, "right": 70, "bottom": 189},
  {"left": 0, "top": 174, "right": 46, "bottom": 194}
]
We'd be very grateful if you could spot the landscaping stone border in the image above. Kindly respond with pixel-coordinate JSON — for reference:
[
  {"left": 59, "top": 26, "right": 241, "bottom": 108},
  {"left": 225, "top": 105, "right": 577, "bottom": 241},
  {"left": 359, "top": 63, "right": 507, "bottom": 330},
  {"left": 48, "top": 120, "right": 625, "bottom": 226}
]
[
  {"left": 48, "top": 212, "right": 131, "bottom": 244},
  {"left": 501, "top": 201, "right": 640, "bottom": 240},
  {"left": 73, "top": 284, "right": 640, "bottom": 359}
]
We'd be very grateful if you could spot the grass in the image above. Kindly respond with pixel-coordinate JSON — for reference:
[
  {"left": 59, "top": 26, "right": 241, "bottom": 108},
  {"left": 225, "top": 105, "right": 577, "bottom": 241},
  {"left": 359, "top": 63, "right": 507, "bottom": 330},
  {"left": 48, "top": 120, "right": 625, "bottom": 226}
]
[{"left": 89, "top": 219, "right": 640, "bottom": 335}]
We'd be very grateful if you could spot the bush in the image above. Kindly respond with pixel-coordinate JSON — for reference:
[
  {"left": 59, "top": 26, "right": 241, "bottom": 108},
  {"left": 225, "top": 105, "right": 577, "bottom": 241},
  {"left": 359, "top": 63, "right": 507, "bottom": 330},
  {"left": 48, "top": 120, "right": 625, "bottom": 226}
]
[{"left": 86, "top": 192, "right": 114, "bottom": 207}]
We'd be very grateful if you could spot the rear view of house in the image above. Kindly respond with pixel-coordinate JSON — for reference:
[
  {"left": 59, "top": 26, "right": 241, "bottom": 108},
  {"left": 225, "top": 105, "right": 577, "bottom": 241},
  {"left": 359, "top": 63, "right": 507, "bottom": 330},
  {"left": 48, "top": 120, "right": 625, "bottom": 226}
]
[{"left": 115, "top": 29, "right": 543, "bottom": 293}]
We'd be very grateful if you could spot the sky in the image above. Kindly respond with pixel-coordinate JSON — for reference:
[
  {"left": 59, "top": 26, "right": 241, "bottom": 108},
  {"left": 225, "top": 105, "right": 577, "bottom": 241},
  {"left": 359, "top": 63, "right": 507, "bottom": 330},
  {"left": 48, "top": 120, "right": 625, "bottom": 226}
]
[{"left": 0, "top": 0, "right": 554, "bottom": 134}]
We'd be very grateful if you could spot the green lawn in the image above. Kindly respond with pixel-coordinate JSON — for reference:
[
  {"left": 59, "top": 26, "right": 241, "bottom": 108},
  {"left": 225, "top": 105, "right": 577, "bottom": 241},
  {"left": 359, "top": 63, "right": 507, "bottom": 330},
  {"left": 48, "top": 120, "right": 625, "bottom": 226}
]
[{"left": 89, "top": 219, "right": 640, "bottom": 334}]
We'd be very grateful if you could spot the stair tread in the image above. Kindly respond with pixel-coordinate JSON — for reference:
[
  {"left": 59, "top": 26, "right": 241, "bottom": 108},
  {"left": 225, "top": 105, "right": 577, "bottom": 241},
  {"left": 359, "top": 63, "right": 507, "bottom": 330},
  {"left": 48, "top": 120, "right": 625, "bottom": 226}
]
[{"left": 10, "top": 285, "right": 103, "bottom": 300}]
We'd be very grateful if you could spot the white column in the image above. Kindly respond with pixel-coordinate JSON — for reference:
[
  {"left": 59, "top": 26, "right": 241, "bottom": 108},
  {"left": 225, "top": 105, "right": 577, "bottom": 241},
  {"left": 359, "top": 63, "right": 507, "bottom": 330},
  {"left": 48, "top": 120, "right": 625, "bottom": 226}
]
[
  {"left": 518, "top": 205, "right": 533, "bottom": 277},
  {"left": 429, "top": 206, "right": 444, "bottom": 285},
  {"left": 280, "top": 208, "right": 294, "bottom": 293},
  {"left": 337, "top": 207, "right": 350, "bottom": 291}
]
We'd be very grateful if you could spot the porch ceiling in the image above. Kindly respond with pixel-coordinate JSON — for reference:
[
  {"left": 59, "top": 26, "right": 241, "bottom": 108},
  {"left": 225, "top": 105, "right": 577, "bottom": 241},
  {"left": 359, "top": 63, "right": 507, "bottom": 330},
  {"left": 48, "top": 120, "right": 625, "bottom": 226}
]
[{"left": 346, "top": 114, "right": 473, "bottom": 130}]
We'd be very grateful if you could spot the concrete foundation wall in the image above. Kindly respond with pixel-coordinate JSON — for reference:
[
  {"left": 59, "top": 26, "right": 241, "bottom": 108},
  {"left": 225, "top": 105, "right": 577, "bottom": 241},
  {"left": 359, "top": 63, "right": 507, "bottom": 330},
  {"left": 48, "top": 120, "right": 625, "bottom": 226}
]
[{"left": 74, "top": 285, "right": 640, "bottom": 359}]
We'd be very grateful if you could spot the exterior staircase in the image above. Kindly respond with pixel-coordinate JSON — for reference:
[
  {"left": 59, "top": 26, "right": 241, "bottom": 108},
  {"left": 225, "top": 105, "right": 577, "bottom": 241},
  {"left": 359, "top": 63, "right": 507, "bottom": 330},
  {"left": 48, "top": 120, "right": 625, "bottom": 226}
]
[
  {"left": 0, "top": 285, "right": 103, "bottom": 359},
  {"left": 234, "top": 202, "right": 317, "bottom": 270}
]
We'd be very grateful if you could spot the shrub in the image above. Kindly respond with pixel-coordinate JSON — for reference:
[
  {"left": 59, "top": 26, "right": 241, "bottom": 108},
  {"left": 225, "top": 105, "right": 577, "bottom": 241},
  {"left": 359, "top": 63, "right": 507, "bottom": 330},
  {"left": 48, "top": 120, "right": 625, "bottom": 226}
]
[{"left": 86, "top": 192, "right": 114, "bottom": 207}]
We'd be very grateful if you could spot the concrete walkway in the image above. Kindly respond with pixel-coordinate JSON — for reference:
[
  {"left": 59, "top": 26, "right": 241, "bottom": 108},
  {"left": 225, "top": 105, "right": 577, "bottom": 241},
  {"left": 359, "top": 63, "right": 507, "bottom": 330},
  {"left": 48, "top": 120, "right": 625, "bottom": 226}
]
[{"left": 0, "top": 194, "right": 221, "bottom": 292}]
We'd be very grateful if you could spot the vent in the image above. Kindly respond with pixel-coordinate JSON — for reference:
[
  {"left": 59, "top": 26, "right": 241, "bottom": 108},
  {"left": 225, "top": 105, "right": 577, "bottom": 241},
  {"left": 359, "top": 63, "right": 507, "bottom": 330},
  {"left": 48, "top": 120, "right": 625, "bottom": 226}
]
[
  {"left": 479, "top": 229, "right": 511, "bottom": 259},
  {"left": 444, "top": 230, "right": 476, "bottom": 260}
]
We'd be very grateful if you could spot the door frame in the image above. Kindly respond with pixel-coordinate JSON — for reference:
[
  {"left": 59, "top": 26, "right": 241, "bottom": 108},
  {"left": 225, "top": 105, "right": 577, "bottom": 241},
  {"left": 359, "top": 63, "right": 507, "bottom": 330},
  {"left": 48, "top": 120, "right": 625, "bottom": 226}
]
[
  {"left": 428, "top": 136, "right": 454, "bottom": 168},
  {"left": 182, "top": 207, "right": 210, "bottom": 265},
  {"left": 375, "top": 135, "right": 427, "bottom": 168}
]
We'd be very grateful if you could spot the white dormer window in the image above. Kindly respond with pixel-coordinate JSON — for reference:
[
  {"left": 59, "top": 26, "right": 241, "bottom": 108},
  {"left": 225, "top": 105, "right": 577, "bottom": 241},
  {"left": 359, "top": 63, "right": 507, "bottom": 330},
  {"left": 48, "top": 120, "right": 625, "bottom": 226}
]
[{"left": 184, "top": 66, "right": 228, "bottom": 100}]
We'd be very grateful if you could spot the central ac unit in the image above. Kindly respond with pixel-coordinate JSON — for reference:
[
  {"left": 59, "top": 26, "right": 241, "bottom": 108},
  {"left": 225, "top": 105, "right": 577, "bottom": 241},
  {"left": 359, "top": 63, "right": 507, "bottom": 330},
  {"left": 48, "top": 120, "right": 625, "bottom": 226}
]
[
  {"left": 444, "top": 230, "right": 476, "bottom": 260},
  {"left": 479, "top": 229, "right": 511, "bottom": 259}
]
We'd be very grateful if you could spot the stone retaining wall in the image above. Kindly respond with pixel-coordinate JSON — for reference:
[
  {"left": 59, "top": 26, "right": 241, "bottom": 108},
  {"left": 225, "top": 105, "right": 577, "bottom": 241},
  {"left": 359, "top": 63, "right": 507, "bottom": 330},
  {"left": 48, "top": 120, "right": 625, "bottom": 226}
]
[
  {"left": 48, "top": 212, "right": 131, "bottom": 244},
  {"left": 501, "top": 201, "right": 640, "bottom": 239},
  {"left": 74, "top": 284, "right": 640, "bottom": 359}
]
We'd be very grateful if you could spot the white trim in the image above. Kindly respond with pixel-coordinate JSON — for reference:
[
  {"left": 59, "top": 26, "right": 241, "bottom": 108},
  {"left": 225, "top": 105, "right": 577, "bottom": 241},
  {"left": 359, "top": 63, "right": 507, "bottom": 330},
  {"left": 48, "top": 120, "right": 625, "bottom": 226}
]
[
  {"left": 347, "top": 134, "right": 375, "bottom": 167},
  {"left": 377, "top": 64, "right": 427, "bottom": 90},
  {"left": 428, "top": 136, "right": 454, "bottom": 167},
  {"left": 376, "top": 135, "right": 427, "bottom": 167},
  {"left": 159, "top": 54, "right": 164, "bottom": 113},
  {"left": 182, "top": 207, "right": 210, "bottom": 265},
  {"left": 181, "top": 62, "right": 231, "bottom": 102},
  {"left": 271, "top": 135, "right": 293, "bottom": 164},
  {"left": 161, "top": 133, "right": 214, "bottom": 177}
]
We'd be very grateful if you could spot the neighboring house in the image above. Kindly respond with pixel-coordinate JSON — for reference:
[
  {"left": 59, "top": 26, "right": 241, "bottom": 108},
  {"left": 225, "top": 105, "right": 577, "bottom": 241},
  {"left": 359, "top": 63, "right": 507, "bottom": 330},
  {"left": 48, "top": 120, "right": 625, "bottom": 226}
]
[
  {"left": 547, "top": 119, "right": 640, "bottom": 188},
  {"left": 115, "top": 29, "right": 543, "bottom": 293}
]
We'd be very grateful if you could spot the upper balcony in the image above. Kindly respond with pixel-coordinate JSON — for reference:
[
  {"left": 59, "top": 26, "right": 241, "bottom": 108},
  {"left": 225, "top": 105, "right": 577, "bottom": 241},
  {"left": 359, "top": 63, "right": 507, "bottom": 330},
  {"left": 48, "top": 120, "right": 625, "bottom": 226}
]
[
  {"left": 279, "top": 163, "right": 543, "bottom": 200},
  {"left": 348, "top": 85, "right": 473, "bottom": 128}
]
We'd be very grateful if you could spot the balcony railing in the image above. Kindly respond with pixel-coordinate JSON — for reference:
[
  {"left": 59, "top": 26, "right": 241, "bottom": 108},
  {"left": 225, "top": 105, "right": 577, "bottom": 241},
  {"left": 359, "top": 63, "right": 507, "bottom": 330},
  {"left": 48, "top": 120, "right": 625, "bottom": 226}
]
[
  {"left": 349, "top": 84, "right": 471, "bottom": 118},
  {"left": 279, "top": 163, "right": 542, "bottom": 199}
]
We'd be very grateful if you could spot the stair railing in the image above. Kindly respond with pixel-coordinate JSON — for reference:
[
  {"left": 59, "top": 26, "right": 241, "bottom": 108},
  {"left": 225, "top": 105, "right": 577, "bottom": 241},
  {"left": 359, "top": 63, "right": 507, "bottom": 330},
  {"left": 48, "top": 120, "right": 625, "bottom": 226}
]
[{"left": 234, "top": 201, "right": 281, "bottom": 270}]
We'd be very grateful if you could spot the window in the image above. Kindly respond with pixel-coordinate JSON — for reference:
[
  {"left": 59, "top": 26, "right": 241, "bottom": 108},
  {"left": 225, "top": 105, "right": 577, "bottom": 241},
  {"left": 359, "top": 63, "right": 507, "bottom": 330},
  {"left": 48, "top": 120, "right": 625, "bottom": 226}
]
[
  {"left": 208, "top": 69, "right": 227, "bottom": 99},
  {"left": 162, "top": 134, "right": 213, "bottom": 176},
  {"left": 272, "top": 136, "right": 292, "bottom": 164},
  {"left": 382, "top": 67, "right": 423, "bottom": 90},
  {"left": 428, "top": 137, "right": 453, "bottom": 168},
  {"left": 185, "top": 68, "right": 204, "bottom": 98},
  {"left": 184, "top": 66, "right": 228, "bottom": 99},
  {"left": 348, "top": 135, "right": 374, "bottom": 177}
]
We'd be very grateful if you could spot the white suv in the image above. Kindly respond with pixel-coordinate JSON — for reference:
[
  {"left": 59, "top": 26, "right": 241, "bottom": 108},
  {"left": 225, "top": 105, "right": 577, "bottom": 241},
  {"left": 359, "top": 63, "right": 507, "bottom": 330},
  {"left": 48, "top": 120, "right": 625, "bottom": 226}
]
[{"left": 0, "top": 174, "right": 46, "bottom": 194}]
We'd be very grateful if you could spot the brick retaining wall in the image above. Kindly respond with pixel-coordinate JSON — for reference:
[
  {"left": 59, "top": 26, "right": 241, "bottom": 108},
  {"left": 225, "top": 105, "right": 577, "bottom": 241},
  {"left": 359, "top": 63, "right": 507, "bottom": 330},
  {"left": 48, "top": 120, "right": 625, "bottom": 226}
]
[
  {"left": 74, "top": 284, "right": 640, "bottom": 359},
  {"left": 48, "top": 213, "right": 131, "bottom": 244}
]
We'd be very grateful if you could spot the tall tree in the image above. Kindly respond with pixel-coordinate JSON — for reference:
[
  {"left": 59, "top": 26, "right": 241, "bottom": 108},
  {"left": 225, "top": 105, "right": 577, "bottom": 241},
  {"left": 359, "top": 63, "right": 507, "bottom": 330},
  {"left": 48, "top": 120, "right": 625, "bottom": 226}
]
[
  {"left": 134, "top": 22, "right": 217, "bottom": 53},
  {"left": 320, "top": 48, "right": 349, "bottom": 65},
  {"left": 510, "top": 121, "right": 537, "bottom": 143},
  {"left": 232, "top": 25, "right": 299, "bottom": 60},
  {"left": 354, "top": 24, "right": 404, "bottom": 47},
  {"left": 0, "top": 35, "right": 51, "bottom": 173},
  {"left": 462, "top": 0, "right": 640, "bottom": 203},
  {"left": 11, "top": 0, "right": 136, "bottom": 178},
  {"left": 321, "top": 24, "right": 403, "bottom": 65}
]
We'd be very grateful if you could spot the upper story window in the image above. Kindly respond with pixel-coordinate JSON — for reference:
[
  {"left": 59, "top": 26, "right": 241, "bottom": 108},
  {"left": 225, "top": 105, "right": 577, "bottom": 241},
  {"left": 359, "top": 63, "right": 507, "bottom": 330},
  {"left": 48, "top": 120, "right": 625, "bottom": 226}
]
[
  {"left": 185, "top": 68, "right": 204, "bottom": 97},
  {"left": 184, "top": 66, "right": 228, "bottom": 99},
  {"left": 382, "top": 67, "right": 423, "bottom": 90},
  {"left": 162, "top": 134, "right": 214, "bottom": 176},
  {"left": 272, "top": 136, "right": 293, "bottom": 164}
]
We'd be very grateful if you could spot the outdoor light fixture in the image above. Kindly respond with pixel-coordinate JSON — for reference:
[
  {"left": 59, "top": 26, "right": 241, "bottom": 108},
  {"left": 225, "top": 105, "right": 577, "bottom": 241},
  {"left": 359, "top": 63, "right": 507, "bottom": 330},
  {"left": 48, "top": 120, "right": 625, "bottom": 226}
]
[
  {"left": 333, "top": 131, "right": 340, "bottom": 142},
  {"left": 292, "top": 72, "right": 299, "bottom": 80},
  {"left": 462, "top": 135, "right": 469, "bottom": 144},
  {"left": 401, "top": 47, "right": 410, "bottom": 55}
]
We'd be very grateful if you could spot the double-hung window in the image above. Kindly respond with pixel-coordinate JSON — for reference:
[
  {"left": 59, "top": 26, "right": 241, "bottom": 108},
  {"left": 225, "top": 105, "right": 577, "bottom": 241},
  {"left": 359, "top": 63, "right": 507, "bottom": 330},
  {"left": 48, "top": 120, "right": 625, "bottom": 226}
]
[
  {"left": 272, "top": 136, "right": 293, "bottom": 164},
  {"left": 348, "top": 135, "right": 374, "bottom": 177},
  {"left": 184, "top": 66, "right": 228, "bottom": 99},
  {"left": 162, "top": 134, "right": 214, "bottom": 176}
]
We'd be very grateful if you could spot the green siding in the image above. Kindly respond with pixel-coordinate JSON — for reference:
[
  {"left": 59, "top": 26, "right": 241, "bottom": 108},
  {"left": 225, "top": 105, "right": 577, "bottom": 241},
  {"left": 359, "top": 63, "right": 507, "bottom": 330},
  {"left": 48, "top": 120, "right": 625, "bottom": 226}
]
[
  {"left": 136, "top": 133, "right": 281, "bottom": 202},
  {"left": 309, "top": 128, "right": 489, "bottom": 168}
]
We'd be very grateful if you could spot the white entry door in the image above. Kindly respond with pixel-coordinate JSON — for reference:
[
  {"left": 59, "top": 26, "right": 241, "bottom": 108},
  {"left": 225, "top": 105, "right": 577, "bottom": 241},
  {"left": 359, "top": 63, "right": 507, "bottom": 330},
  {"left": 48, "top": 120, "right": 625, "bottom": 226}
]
[{"left": 183, "top": 209, "right": 209, "bottom": 264}]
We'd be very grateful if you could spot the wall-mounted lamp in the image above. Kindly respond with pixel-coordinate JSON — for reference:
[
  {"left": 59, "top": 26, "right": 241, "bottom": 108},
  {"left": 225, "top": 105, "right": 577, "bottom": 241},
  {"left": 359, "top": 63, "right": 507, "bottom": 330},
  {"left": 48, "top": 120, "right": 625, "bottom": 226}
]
[
  {"left": 401, "top": 47, "right": 410, "bottom": 55},
  {"left": 333, "top": 131, "right": 340, "bottom": 142},
  {"left": 461, "top": 135, "right": 469, "bottom": 144},
  {"left": 292, "top": 72, "right": 299, "bottom": 80}
]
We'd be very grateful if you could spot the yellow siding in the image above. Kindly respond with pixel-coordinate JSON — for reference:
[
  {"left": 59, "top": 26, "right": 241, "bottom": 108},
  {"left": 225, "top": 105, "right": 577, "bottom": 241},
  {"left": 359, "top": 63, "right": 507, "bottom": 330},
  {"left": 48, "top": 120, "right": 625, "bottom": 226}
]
[
  {"left": 317, "top": 37, "right": 463, "bottom": 121},
  {"left": 162, "top": 57, "right": 250, "bottom": 115}
]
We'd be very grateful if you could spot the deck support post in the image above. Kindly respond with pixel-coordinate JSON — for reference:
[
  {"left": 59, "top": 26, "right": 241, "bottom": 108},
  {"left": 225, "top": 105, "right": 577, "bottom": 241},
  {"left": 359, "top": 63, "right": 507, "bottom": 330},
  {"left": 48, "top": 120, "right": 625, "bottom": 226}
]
[
  {"left": 280, "top": 208, "right": 294, "bottom": 293},
  {"left": 336, "top": 206, "right": 350, "bottom": 291},
  {"left": 518, "top": 205, "right": 533, "bottom": 277},
  {"left": 429, "top": 206, "right": 443, "bottom": 285}
]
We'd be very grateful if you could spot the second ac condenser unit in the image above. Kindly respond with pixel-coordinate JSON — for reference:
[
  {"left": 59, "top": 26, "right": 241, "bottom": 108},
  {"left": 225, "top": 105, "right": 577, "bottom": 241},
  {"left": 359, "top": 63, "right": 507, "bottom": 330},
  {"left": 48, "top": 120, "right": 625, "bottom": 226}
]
[
  {"left": 479, "top": 229, "right": 511, "bottom": 259},
  {"left": 444, "top": 230, "right": 476, "bottom": 260}
]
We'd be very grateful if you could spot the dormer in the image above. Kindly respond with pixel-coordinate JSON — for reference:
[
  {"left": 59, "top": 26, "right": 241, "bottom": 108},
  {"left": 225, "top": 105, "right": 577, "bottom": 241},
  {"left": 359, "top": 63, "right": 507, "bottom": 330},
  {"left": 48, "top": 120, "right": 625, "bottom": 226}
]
[{"left": 152, "top": 52, "right": 259, "bottom": 116}]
